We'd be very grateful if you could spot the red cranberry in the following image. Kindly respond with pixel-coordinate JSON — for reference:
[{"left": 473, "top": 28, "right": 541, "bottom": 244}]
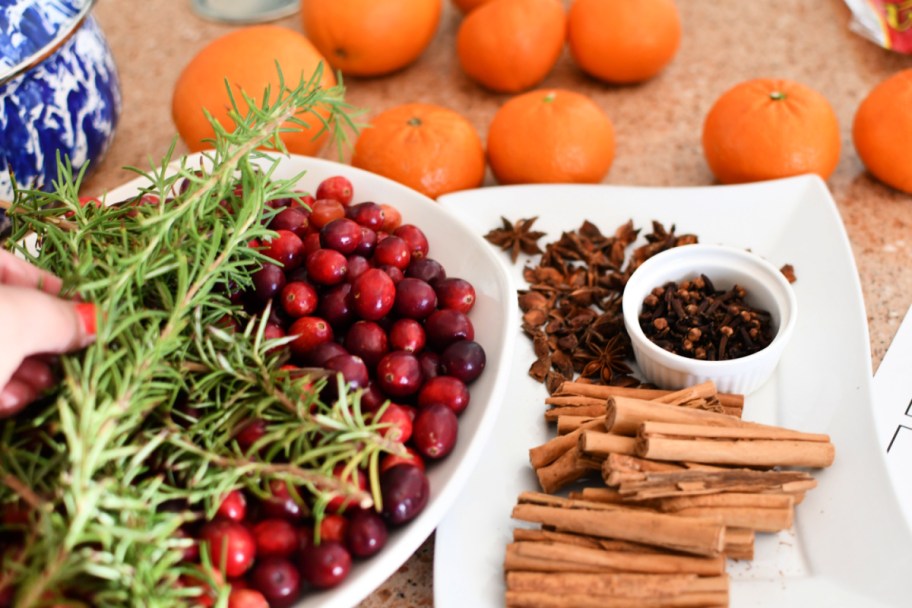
[
  {"left": 434, "top": 277, "right": 476, "bottom": 313},
  {"left": 376, "top": 402, "right": 413, "bottom": 443},
  {"left": 394, "top": 278, "right": 437, "bottom": 319},
  {"left": 301, "top": 340, "right": 348, "bottom": 367},
  {"left": 310, "top": 199, "right": 346, "bottom": 228},
  {"left": 234, "top": 418, "right": 267, "bottom": 452},
  {"left": 217, "top": 490, "right": 247, "bottom": 523},
  {"left": 252, "top": 263, "right": 286, "bottom": 304},
  {"left": 351, "top": 268, "right": 396, "bottom": 321},
  {"left": 346, "top": 202, "right": 385, "bottom": 230},
  {"left": 343, "top": 320, "right": 389, "bottom": 367},
  {"left": 228, "top": 588, "right": 269, "bottom": 608},
  {"left": 175, "top": 527, "right": 200, "bottom": 563},
  {"left": 418, "top": 375, "right": 470, "bottom": 415},
  {"left": 377, "top": 264, "right": 405, "bottom": 284},
  {"left": 293, "top": 192, "right": 315, "bottom": 209},
  {"left": 412, "top": 404, "right": 459, "bottom": 459},
  {"left": 199, "top": 520, "right": 256, "bottom": 578},
  {"left": 327, "top": 464, "right": 368, "bottom": 513},
  {"left": 376, "top": 351, "right": 423, "bottom": 397},
  {"left": 179, "top": 566, "right": 224, "bottom": 608},
  {"left": 263, "top": 230, "right": 305, "bottom": 270},
  {"left": 262, "top": 323, "right": 286, "bottom": 353},
  {"left": 249, "top": 557, "right": 301, "bottom": 607},
  {"left": 280, "top": 281, "right": 318, "bottom": 318},
  {"left": 380, "top": 465, "right": 430, "bottom": 526},
  {"left": 373, "top": 235, "right": 411, "bottom": 270},
  {"left": 440, "top": 340, "right": 486, "bottom": 384},
  {"left": 299, "top": 541, "right": 351, "bottom": 589},
  {"left": 425, "top": 309, "right": 474, "bottom": 349},
  {"left": 346, "top": 254, "right": 371, "bottom": 281},
  {"left": 353, "top": 226, "right": 378, "bottom": 257},
  {"left": 345, "top": 510, "right": 388, "bottom": 558},
  {"left": 288, "top": 316, "right": 333, "bottom": 358},
  {"left": 320, "top": 218, "right": 363, "bottom": 254},
  {"left": 417, "top": 350, "right": 441, "bottom": 380},
  {"left": 316, "top": 175, "right": 354, "bottom": 205},
  {"left": 301, "top": 232, "right": 322, "bottom": 258},
  {"left": 269, "top": 207, "right": 309, "bottom": 238},
  {"left": 324, "top": 354, "right": 370, "bottom": 392},
  {"left": 318, "top": 283, "right": 355, "bottom": 329},
  {"left": 389, "top": 318, "right": 426, "bottom": 353},
  {"left": 393, "top": 224, "right": 429, "bottom": 260},
  {"left": 380, "top": 446, "right": 426, "bottom": 473},
  {"left": 261, "top": 480, "right": 307, "bottom": 521},
  {"left": 306, "top": 249, "right": 348, "bottom": 285},
  {"left": 319, "top": 513, "right": 348, "bottom": 543},
  {"left": 406, "top": 258, "right": 446, "bottom": 284},
  {"left": 359, "top": 381, "right": 387, "bottom": 412},
  {"left": 252, "top": 519, "right": 298, "bottom": 559},
  {"left": 379, "top": 204, "right": 402, "bottom": 231}
]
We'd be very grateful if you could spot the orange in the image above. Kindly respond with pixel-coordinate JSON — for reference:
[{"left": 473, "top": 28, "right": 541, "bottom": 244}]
[
  {"left": 487, "top": 89, "right": 615, "bottom": 184},
  {"left": 301, "top": 0, "right": 442, "bottom": 77},
  {"left": 451, "top": 0, "right": 495, "bottom": 13},
  {"left": 853, "top": 69, "right": 912, "bottom": 193},
  {"left": 351, "top": 103, "right": 486, "bottom": 199},
  {"left": 456, "top": 0, "right": 567, "bottom": 93},
  {"left": 702, "top": 79, "right": 840, "bottom": 184},
  {"left": 172, "top": 26, "right": 335, "bottom": 156},
  {"left": 568, "top": 0, "right": 681, "bottom": 84}
]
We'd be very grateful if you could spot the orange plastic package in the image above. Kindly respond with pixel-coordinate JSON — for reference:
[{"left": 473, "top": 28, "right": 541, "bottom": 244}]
[{"left": 846, "top": 0, "right": 912, "bottom": 52}]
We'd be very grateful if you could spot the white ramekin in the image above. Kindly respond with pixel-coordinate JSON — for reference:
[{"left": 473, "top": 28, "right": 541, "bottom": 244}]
[{"left": 622, "top": 244, "right": 797, "bottom": 395}]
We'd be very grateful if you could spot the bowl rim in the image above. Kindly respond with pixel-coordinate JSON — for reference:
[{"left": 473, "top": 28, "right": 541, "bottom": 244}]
[
  {"left": 0, "top": 0, "right": 97, "bottom": 85},
  {"left": 622, "top": 242, "right": 798, "bottom": 371}
]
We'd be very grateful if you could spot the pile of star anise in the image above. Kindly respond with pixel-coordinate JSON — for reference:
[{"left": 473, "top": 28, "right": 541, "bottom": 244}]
[{"left": 485, "top": 217, "right": 698, "bottom": 393}]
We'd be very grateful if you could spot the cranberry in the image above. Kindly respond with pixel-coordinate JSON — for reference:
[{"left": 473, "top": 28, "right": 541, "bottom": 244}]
[
  {"left": 269, "top": 207, "right": 309, "bottom": 238},
  {"left": 293, "top": 192, "right": 316, "bottom": 209},
  {"left": 351, "top": 268, "right": 396, "bottom": 321},
  {"left": 389, "top": 318, "right": 426, "bottom": 353},
  {"left": 263, "top": 230, "right": 305, "bottom": 270},
  {"left": 440, "top": 340, "right": 486, "bottom": 384},
  {"left": 425, "top": 309, "right": 474, "bottom": 349},
  {"left": 359, "top": 381, "right": 387, "bottom": 412},
  {"left": 379, "top": 204, "right": 402, "bottom": 231},
  {"left": 373, "top": 236, "right": 411, "bottom": 270},
  {"left": 199, "top": 520, "right": 256, "bottom": 578},
  {"left": 252, "top": 519, "right": 298, "bottom": 559},
  {"left": 380, "top": 446, "right": 426, "bottom": 473},
  {"left": 306, "top": 248, "right": 348, "bottom": 285},
  {"left": 345, "top": 510, "right": 388, "bottom": 558},
  {"left": 175, "top": 527, "right": 200, "bottom": 563},
  {"left": 393, "top": 224, "right": 429, "bottom": 260},
  {"left": 301, "top": 340, "right": 348, "bottom": 367},
  {"left": 394, "top": 278, "right": 437, "bottom": 319},
  {"left": 376, "top": 351, "right": 423, "bottom": 397},
  {"left": 346, "top": 254, "right": 371, "bottom": 281},
  {"left": 301, "top": 232, "right": 322, "bottom": 258},
  {"left": 249, "top": 557, "right": 301, "bottom": 607},
  {"left": 318, "top": 283, "right": 355, "bottom": 329},
  {"left": 234, "top": 418, "right": 267, "bottom": 452},
  {"left": 288, "top": 316, "right": 333, "bottom": 358},
  {"left": 377, "top": 263, "right": 405, "bottom": 284},
  {"left": 417, "top": 350, "right": 441, "bottom": 380},
  {"left": 343, "top": 320, "right": 389, "bottom": 367},
  {"left": 251, "top": 263, "right": 286, "bottom": 304},
  {"left": 316, "top": 175, "right": 354, "bottom": 205},
  {"left": 376, "top": 402, "right": 413, "bottom": 443},
  {"left": 310, "top": 199, "right": 346, "bottom": 228},
  {"left": 434, "top": 277, "right": 476, "bottom": 313},
  {"left": 346, "top": 201, "right": 385, "bottom": 230},
  {"left": 299, "top": 541, "right": 351, "bottom": 589},
  {"left": 380, "top": 465, "right": 430, "bottom": 526},
  {"left": 179, "top": 566, "right": 224, "bottom": 608},
  {"left": 280, "top": 281, "right": 318, "bottom": 318},
  {"left": 406, "top": 258, "right": 446, "bottom": 284},
  {"left": 320, "top": 218, "right": 363, "bottom": 254},
  {"left": 262, "top": 323, "right": 286, "bottom": 353},
  {"left": 319, "top": 513, "right": 348, "bottom": 543},
  {"left": 353, "top": 226, "right": 378, "bottom": 257},
  {"left": 412, "top": 404, "right": 459, "bottom": 459},
  {"left": 327, "top": 464, "right": 368, "bottom": 513},
  {"left": 324, "top": 354, "right": 370, "bottom": 392},
  {"left": 228, "top": 588, "right": 269, "bottom": 608},
  {"left": 261, "top": 480, "right": 306, "bottom": 521},
  {"left": 217, "top": 490, "right": 247, "bottom": 523},
  {"left": 418, "top": 375, "right": 470, "bottom": 415}
]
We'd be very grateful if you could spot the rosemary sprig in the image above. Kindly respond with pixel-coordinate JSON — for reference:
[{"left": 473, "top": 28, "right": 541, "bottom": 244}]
[{"left": 0, "top": 66, "right": 389, "bottom": 607}]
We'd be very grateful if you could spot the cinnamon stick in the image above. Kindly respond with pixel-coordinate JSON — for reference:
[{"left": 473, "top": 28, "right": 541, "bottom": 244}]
[
  {"left": 640, "top": 420, "right": 831, "bottom": 443},
  {"left": 505, "top": 589, "right": 729, "bottom": 608},
  {"left": 504, "top": 541, "right": 725, "bottom": 575},
  {"left": 616, "top": 468, "right": 817, "bottom": 501},
  {"left": 557, "top": 415, "right": 601, "bottom": 435},
  {"left": 545, "top": 403, "right": 606, "bottom": 421},
  {"left": 723, "top": 527, "right": 755, "bottom": 560},
  {"left": 529, "top": 418, "right": 605, "bottom": 469},
  {"left": 578, "top": 431, "right": 637, "bottom": 457},
  {"left": 554, "top": 380, "right": 744, "bottom": 410},
  {"left": 535, "top": 446, "right": 591, "bottom": 494},
  {"left": 607, "top": 396, "right": 749, "bottom": 436},
  {"left": 506, "top": 571, "right": 728, "bottom": 598}
]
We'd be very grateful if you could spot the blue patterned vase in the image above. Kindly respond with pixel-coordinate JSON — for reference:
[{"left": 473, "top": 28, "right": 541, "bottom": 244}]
[{"left": 0, "top": 0, "right": 121, "bottom": 211}]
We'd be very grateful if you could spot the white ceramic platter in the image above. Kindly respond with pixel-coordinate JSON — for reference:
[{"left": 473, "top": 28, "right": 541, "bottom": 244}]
[
  {"left": 434, "top": 176, "right": 912, "bottom": 607},
  {"left": 101, "top": 152, "right": 518, "bottom": 608}
]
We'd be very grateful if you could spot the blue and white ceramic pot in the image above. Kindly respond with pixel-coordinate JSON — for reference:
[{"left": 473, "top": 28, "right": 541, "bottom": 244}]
[{"left": 0, "top": 0, "right": 121, "bottom": 204}]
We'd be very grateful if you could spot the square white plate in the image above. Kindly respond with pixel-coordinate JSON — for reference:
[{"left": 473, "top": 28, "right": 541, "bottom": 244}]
[{"left": 434, "top": 176, "right": 912, "bottom": 607}]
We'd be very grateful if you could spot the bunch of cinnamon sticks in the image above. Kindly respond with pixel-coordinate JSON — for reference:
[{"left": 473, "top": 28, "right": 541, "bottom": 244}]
[{"left": 505, "top": 380, "right": 834, "bottom": 608}]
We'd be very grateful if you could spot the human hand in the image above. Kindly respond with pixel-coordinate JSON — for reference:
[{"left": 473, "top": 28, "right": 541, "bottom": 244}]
[{"left": 0, "top": 250, "right": 96, "bottom": 418}]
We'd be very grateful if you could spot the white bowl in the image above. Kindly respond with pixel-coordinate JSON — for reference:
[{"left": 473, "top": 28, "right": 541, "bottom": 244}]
[
  {"left": 622, "top": 244, "right": 797, "bottom": 395},
  {"left": 101, "top": 152, "right": 517, "bottom": 608}
]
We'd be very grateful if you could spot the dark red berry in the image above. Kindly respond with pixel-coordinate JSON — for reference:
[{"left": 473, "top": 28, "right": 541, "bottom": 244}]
[
  {"left": 376, "top": 351, "right": 423, "bottom": 397},
  {"left": 389, "top": 318, "right": 426, "bottom": 353},
  {"left": 199, "top": 520, "right": 256, "bottom": 578},
  {"left": 373, "top": 235, "right": 411, "bottom": 270},
  {"left": 316, "top": 175, "right": 354, "bottom": 205},
  {"left": 417, "top": 350, "right": 441, "bottom": 380},
  {"left": 216, "top": 490, "right": 247, "bottom": 523},
  {"left": 320, "top": 218, "right": 363, "bottom": 254},
  {"left": 417, "top": 375, "right": 470, "bottom": 415},
  {"left": 343, "top": 320, "right": 389, "bottom": 367},
  {"left": 317, "top": 283, "right": 355, "bottom": 329},
  {"left": 345, "top": 510, "right": 388, "bottom": 558},
  {"left": 376, "top": 402, "right": 413, "bottom": 443},
  {"left": 261, "top": 480, "right": 307, "bottom": 521},
  {"left": 280, "top": 281, "right": 318, "bottom": 318},
  {"left": 306, "top": 248, "right": 348, "bottom": 285},
  {"left": 263, "top": 230, "right": 305, "bottom": 270},
  {"left": 319, "top": 513, "right": 348, "bottom": 543},
  {"left": 359, "top": 381, "right": 387, "bottom": 412},
  {"left": 251, "top": 263, "right": 286, "bottom": 304},
  {"left": 324, "top": 354, "right": 370, "bottom": 392},
  {"left": 228, "top": 588, "right": 269, "bottom": 608},
  {"left": 377, "top": 263, "right": 405, "bottom": 284},
  {"left": 353, "top": 226, "right": 378, "bottom": 257},
  {"left": 346, "top": 254, "right": 371, "bottom": 281},
  {"left": 301, "top": 232, "right": 322, "bottom": 258},
  {"left": 346, "top": 201, "right": 385, "bottom": 230},
  {"left": 249, "top": 557, "right": 301, "bottom": 607},
  {"left": 380, "top": 446, "right": 426, "bottom": 474},
  {"left": 412, "top": 403, "right": 459, "bottom": 459},
  {"left": 327, "top": 464, "right": 368, "bottom": 513},
  {"left": 394, "top": 278, "right": 437, "bottom": 319},
  {"left": 440, "top": 340, "right": 486, "bottom": 384},
  {"left": 302, "top": 341, "right": 349, "bottom": 367},
  {"left": 380, "top": 465, "right": 429, "bottom": 526},
  {"left": 393, "top": 224, "right": 429, "bottom": 260},
  {"left": 299, "top": 541, "right": 352, "bottom": 589},
  {"left": 434, "top": 277, "right": 476, "bottom": 313},
  {"left": 310, "top": 199, "right": 346, "bottom": 228},
  {"left": 234, "top": 418, "right": 267, "bottom": 452},
  {"left": 351, "top": 268, "right": 396, "bottom": 321},
  {"left": 406, "top": 257, "right": 446, "bottom": 284},
  {"left": 288, "top": 316, "right": 334, "bottom": 357},
  {"left": 269, "top": 207, "right": 309, "bottom": 238},
  {"left": 425, "top": 309, "right": 474, "bottom": 349},
  {"left": 252, "top": 519, "right": 298, "bottom": 559}
]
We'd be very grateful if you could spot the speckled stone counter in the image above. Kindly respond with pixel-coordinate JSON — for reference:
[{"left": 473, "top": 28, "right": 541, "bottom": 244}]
[{"left": 83, "top": 1, "right": 912, "bottom": 605}]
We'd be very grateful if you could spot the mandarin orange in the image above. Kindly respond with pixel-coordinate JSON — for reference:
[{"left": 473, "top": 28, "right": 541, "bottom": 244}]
[
  {"left": 456, "top": 0, "right": 566, "bottom": 93},
  {"left": 853, "top": 69, "right": 912, "bottom": 193},
  {"left": 487, "top": 89, "right": 615, "bottom": 184},
  {"left": 568, "top": 0, "right": 681, "bottom": 84},
  {"left": 351, "top": 104, "right": 486, "bottom": 199},
  {"left": 451, "top": 0, "right": 495, "bottom": 13},
  {"left": 301, "top": 0, "right": 442, "bottom": 77},
  {"left": 702, "top": 79, "right": 840, "bottom": 184},
  {"left": 171, "top": 25, "right": 335, "bottom": 156}
]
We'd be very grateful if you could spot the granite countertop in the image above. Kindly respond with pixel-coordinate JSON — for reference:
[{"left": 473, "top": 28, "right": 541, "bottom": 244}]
[{"left": 84, "top": 0, "right": 912, "bottom": 605}]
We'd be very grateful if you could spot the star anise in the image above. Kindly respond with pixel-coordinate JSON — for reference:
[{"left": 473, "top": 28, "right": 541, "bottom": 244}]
[
  {"left": 572, "top": 333, "right": 633, "bottom": 383},
  {"left": 485, "top": 216, "right": 546, "bottom": 263}
]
